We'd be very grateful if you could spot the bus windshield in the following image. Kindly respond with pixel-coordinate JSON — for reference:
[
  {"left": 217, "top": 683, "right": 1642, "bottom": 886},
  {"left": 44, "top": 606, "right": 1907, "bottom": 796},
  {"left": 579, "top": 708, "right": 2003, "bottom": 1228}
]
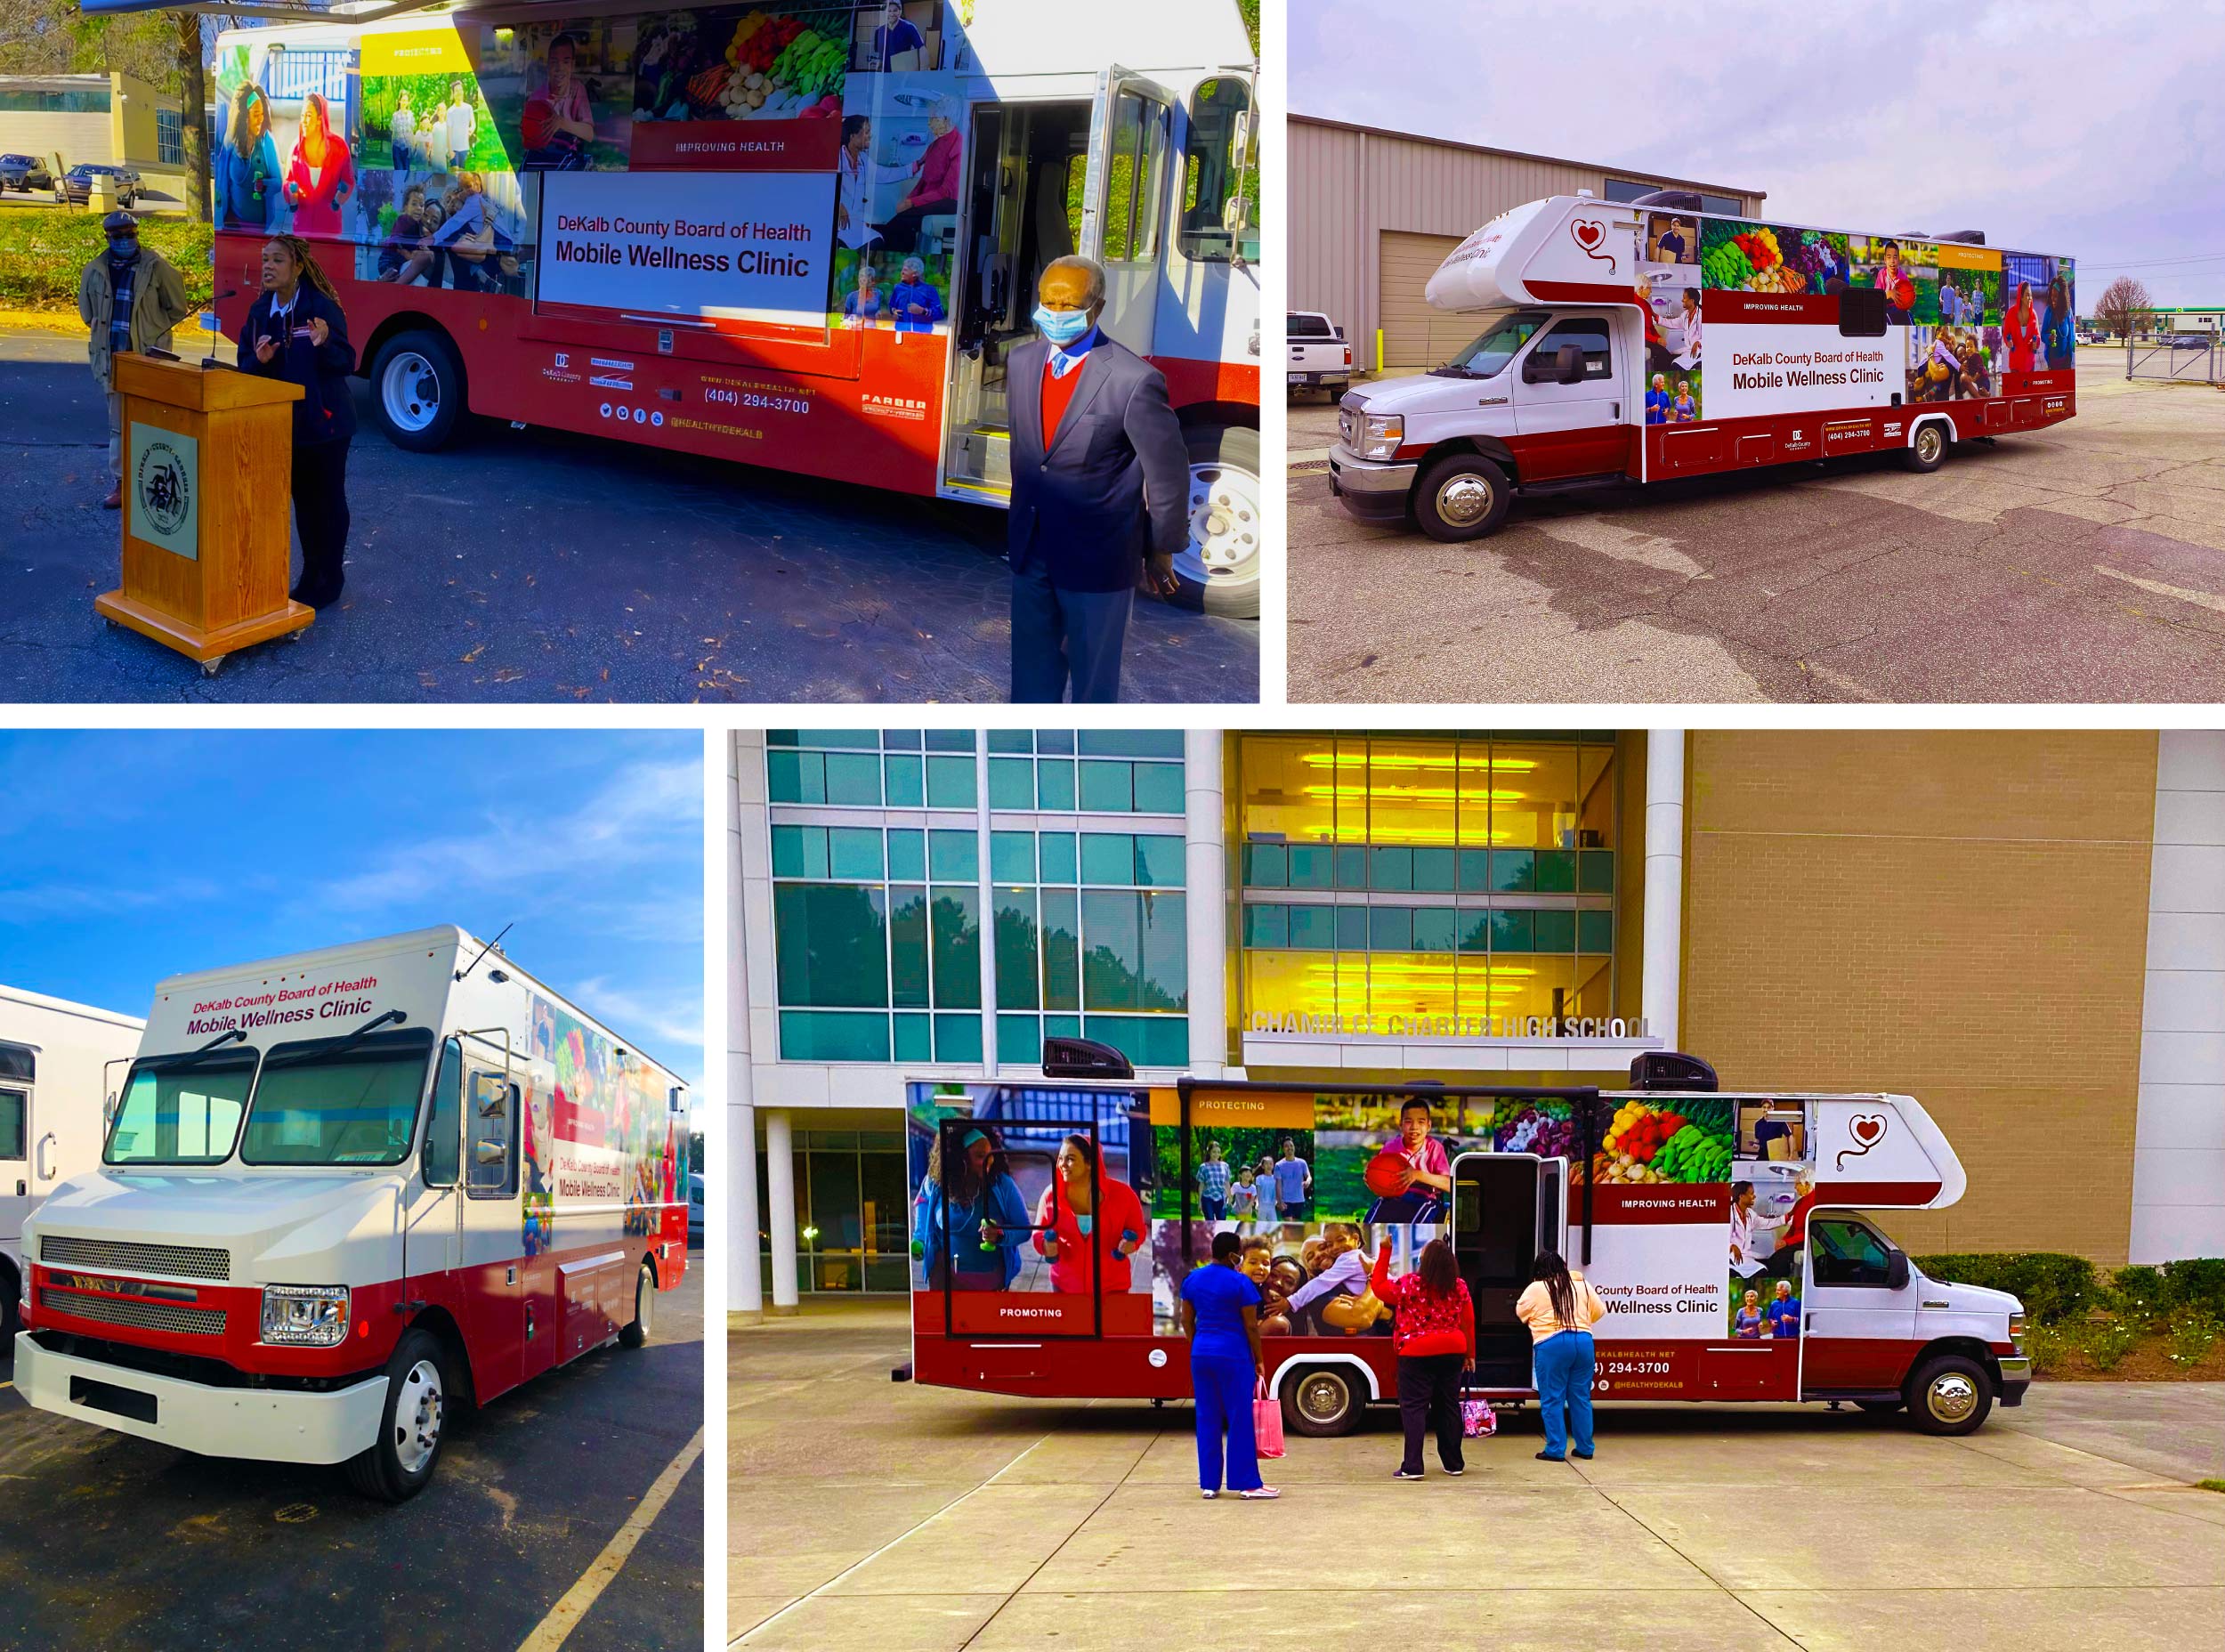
[
  {"left": 105, "top": 1049, "right": 259, "bottom": 1166},
  {"left": 1436, "top": 309, "right": 1549, "bottom": 377},
  {"left": 239, "top": 1028, "right": 436, "bottom": 1167}
]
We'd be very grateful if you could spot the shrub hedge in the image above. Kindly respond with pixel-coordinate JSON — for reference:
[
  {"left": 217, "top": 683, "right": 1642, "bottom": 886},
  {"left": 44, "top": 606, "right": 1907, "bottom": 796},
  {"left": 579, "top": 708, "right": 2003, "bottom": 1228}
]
[
  {"left": 1909, "top": 1252, "right": 2225, "bottom": 1325},
  {"left": 0, "top": 208, "right": 214, "bottom": 311}
]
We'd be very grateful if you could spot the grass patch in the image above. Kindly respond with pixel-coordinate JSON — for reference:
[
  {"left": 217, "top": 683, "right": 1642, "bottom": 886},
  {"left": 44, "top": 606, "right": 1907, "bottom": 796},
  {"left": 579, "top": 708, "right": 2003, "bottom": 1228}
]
[
  {"left": 2199, "top": 1480, "right": 2225, "bottom": 1494},
  {"left": 0, "top": 207, "right": 213, "bottom": 312}
]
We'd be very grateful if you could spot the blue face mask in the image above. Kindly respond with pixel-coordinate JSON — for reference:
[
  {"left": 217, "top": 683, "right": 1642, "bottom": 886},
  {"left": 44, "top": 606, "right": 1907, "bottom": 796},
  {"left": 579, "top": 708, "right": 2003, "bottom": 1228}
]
[
  {"left": 107, "top": 237, "right": 139, "bottom": 260},
  {"left": 1034, "top": 304, "right": 1093, "bottom": 347}
]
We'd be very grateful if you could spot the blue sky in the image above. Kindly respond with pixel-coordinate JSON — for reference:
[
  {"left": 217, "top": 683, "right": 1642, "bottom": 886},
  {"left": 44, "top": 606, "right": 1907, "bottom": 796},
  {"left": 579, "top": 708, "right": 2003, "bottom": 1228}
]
[
  {"left": 0, "top": 730, "right": 705, "bottom": 1088},
  {"left": 1291, "top": 0, "right": 2225, "bottom": 309}
]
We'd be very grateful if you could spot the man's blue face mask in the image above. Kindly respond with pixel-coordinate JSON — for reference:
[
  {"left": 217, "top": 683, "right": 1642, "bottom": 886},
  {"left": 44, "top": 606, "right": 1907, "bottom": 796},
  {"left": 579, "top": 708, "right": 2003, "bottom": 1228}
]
[
  {"left": 107, "top": 235, "right": 139, "bottom": 259},
  {"left": 1033, "top": 304, "right": 1093, "bottom": 347}
]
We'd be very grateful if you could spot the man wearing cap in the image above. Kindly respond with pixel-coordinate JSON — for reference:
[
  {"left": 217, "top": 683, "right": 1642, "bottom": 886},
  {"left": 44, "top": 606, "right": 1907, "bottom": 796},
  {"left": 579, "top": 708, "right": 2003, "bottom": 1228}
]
[
  {"left": 1006, "top": 254, "right": 1187, "bottom": 702},
  {"left": 77, "top": 210, "right": 193, "bottom": 509}
]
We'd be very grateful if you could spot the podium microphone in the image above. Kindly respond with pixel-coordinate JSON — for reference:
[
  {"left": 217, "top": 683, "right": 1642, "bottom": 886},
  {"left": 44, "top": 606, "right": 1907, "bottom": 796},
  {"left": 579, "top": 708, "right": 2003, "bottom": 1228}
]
[{"left": 201, "top": 288, "right": 239, "bottom": 369}]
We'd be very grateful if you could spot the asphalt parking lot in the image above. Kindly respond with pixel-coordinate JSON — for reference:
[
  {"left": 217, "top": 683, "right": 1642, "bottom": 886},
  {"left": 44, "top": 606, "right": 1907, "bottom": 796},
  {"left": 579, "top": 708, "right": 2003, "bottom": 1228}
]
[
  {"left": 1289, "top": 352, "right": 2225, "bottom": 702},
  {"left": 1, "top": 1247, "right": 704, "bottom": 1652},
  {"left": 0, "top": 322, "right": 1257, "bottom": 703},
  {"left": 732, "top": 1300, "right": 2225, "bottom": 1652}
]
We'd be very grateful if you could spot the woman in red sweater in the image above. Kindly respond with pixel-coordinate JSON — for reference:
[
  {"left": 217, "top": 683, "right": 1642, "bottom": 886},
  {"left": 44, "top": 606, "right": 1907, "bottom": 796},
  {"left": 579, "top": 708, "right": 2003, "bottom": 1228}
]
[
  {"left": 1371, "top": 1237, "right": 1476, "bottom": 1479},
  {"left": 1032, "top": 1134, "right": 1145, "bottom": 1295}
]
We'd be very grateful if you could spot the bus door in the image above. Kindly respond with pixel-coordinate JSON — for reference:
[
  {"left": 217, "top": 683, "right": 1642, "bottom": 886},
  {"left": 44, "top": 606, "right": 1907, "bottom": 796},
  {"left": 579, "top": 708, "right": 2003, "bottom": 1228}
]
[
  {"left": 931, "top": 1111, "right": 1098, "bottom": 1340},
  {"left": 1451, "top": 1151, "right": 1555, "bottom": 1389},
  {"left": 457, "top": 1030, "right": 528, "bottom": 1384},
  {"left": 1077, "top": 68, "right": 1177, "bottom": 359},
  {"left": 1800, "top": 1212, "right": 1921, "bottom": 1394},
  {"left": 404, "top": 1034, "right": 465, "bottom": 1292},
  {"left": 943, "top": 95, "right": 1096, "bottom": 501},
  {"left": 1, "top": 1039, "right": 31, "bottom": 1243}
]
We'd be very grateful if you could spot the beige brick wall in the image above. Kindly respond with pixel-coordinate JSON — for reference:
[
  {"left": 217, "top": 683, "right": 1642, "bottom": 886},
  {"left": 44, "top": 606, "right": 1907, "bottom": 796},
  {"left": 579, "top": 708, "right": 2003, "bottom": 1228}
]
[{"left": 1681, "top": 731, "right": 2157, "bottom": 1264}]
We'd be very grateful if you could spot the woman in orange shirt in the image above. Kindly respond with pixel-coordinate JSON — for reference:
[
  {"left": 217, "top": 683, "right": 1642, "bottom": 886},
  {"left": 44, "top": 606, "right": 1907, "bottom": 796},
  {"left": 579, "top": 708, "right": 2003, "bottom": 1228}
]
[
  {"left": 1032, "top": 1134, "right": 1145, "bottom": 1295},
  {"left": 1515, "top": 1250, "right": 1607, "bottom": 1462}
]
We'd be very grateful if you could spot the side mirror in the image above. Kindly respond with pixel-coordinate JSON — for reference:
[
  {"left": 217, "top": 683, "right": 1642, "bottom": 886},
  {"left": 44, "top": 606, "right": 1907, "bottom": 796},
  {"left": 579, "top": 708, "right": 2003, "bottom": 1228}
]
[
  {"left": 474, "top": 1140, "right": 508, "bottom": 1167},
  {"left": 1558, "top": 344, "right": 1587, "bottom": 385},
  {"left": 1886, "top": 1251, "right": 1911, "bottom": 1291}
]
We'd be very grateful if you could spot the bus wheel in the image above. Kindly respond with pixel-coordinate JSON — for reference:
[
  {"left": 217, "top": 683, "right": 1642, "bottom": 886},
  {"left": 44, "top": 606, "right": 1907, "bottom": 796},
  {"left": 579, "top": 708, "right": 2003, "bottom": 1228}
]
[
  {"left": 1, "top": 1259, "right": 19, "bottom": 1342},
  {"left": 369, "top": 328, "right": 466, "bottom": 452},
  {"left": 1171, "top": 425, "right": 1261, "bottom": 620},
  {"left": 1905, "top": 1354, "right": 1992, "bottom": 1436},
  {"left": 1414, "top": 452, "right": 1512, "bottom": 542},
  {"left": 620, "top": 1258, "right": 654, "bottom": 1349},
  {"left": 344, "top": 1327, "right": 449, "bottom": 1502},
  {"left": 1902, "top": 421, "right": 1948, "bottom": 474},
  {"left": 1282, "top": 1365, "right": 1362, "bottom": 1437}
]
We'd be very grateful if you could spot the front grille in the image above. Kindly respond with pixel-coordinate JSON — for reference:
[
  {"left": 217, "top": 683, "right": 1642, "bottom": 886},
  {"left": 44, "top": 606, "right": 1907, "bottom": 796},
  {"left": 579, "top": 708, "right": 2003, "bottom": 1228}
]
[
  {"left": 41, "top": 1235, "right": 231, "bottom": 1282},
  {"left": 1339, "top": 406, "right": 1357, "bottom": 448},
  {"left": 40, "top": 1289, "right": 226, "bottom": 1339}
]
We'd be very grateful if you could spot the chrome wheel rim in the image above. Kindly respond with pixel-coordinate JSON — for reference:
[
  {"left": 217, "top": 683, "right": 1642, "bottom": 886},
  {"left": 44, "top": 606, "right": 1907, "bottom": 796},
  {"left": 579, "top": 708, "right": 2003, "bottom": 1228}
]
[
  {"left": 1927, "top": 1371, "right": 1978, "bottom": 1424},
  {"left": 1435, "top": 473, "right": 1494, "bottom": 527},
  {"left": 1174, "top": 459, "right": 1262, "bottom": 595},
  {"left": 1916, "top": 427, "right": 1942, "bottom": 464},
  {"left": 381, "top": 352, "right": 441, "bottom": 433},
  {"left": 393, "top": 1357, "right": 444, "bottom": 1474},
  {"left": 1294, "top": 1372, "right": 1348, "bottom": 1426}
]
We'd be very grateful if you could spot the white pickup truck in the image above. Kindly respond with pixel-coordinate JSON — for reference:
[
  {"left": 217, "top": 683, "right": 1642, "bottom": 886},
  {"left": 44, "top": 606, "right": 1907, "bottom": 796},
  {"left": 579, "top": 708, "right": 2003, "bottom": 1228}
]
[{"left": 1287, "top": 311, "right": 1352, "bottom": 399}]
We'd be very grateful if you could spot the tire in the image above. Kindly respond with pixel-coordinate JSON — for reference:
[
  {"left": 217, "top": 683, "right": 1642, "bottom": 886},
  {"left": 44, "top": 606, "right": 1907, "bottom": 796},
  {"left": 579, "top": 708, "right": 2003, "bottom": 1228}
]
[
  {"left": 619, "top": 1257, "right": 654, "bottom": 1349},
  {"left": 1855, "top": 1398, "right": 1904, "bottom": 1414},
  {"left": 1, "top": 1260, "right": 19, "bottom": 1344},
  {"left": 368, "top": 328, "right": 467, "bottom": 451},
  {"left": 1902, "top": 420, "right": 1948, "bottom": 474},
  {"left": 1169, "top": 423, "right": 1261, "bottom": 620},
  {"left": 1413, "top": 451, "right": 1514, "bottom": 542},
  {"left": 343, "top": 1327, "right": 450, "bottom": 1502},
  {"left": 1905, "top": 1353, "right": 1993, "bottom": 1436},
  {"left": 1281, "top": 1364, "right": 1363, "bottom": 1438}
]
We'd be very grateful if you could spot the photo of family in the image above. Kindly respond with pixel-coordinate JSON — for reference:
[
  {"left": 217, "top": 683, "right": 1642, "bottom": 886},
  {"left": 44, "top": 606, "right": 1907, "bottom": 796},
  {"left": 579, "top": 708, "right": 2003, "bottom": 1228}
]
[
  {"left": 211, "top": 40, "right": 361, "bottom": 235},
  {"left": 1148, "top": 1217, "right": 1434, "bottom": 1340},
  {"left": 1153, "top": 1124, "right": 1315, "bottom": 1223},
  {"left": 360, "top": 28, "right": 506, "bottom": 178},
  {"left": 349, "top": 166, "right": 534, "bottom": 294}
]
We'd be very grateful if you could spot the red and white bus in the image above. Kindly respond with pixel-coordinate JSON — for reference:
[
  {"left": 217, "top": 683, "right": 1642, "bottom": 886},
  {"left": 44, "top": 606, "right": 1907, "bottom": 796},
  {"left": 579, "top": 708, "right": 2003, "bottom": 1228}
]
[
  {"left": 198, "top": 0, "right": 1264, "bottom": 614},
  {"left": 1331, "top": 190, "right": 2075, "bottom": 542},
  {"left": 13, "top": 927, "right": 690, "bottom": 1500},
  {"left": 898, "top": 1052, "right": 2031, "bottom": 1437}
]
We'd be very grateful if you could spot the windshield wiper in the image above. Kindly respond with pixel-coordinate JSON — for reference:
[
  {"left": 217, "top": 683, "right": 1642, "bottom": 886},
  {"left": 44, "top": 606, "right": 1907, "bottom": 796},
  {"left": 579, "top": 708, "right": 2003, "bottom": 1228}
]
[
  {"left": 268, "top": 1008, "right": 409, "bottom": 1068},
  {"left": 1428, "top": 364, "right": 1480, "bottom": 377},
  {"left": 145, "top": 1027, "right": 248, "bottom": 1072}
]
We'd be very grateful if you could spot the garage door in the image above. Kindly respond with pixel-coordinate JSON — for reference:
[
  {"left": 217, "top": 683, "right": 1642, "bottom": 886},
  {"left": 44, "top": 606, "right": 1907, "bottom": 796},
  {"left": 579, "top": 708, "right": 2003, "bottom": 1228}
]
[{"left": 1379, "top": 231, "right": 1478, "bottom": 370}]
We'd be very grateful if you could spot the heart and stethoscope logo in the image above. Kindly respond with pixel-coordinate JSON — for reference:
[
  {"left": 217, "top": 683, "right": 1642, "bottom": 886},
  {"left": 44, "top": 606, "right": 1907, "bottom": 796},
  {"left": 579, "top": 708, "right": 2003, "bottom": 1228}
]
[
  {"left": 1835, "top": 1113, "right": 1889, "bottom": 1170},
  {"left": 1569, "top": 218, "right": 1616, "bottom": 272}
]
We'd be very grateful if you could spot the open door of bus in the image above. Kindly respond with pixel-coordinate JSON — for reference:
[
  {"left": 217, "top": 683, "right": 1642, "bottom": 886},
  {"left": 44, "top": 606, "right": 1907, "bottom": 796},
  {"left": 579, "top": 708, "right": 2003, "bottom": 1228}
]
[{"left": 1452, "top": 1150, "right": 1566, "bottom": 1390}]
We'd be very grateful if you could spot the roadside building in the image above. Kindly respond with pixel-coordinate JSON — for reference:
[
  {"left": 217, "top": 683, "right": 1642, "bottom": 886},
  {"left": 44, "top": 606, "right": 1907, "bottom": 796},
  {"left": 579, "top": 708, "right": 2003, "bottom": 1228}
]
[
  {"left": 0, "top": 71, "right": 184, "bottom": 206},
  {"left": 1289, "top": 115, "right": 1767, "bottom": 372},
  {"left": 729, "top": 729, "right": 2225, "bottom": 1313}
]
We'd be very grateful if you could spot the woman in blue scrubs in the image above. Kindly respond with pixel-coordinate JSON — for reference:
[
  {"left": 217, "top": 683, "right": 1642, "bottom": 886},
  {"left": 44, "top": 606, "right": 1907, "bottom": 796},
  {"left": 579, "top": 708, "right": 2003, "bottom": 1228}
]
[{"left": 1180, "top": 1230, "right": 1281, "bottom": 1500}]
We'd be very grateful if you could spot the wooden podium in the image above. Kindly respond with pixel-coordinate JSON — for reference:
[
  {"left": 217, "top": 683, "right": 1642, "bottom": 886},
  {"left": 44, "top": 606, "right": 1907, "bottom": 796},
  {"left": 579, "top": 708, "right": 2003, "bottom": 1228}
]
[{"left": 95, "top": 352, "right": 312, "bottom": 673}]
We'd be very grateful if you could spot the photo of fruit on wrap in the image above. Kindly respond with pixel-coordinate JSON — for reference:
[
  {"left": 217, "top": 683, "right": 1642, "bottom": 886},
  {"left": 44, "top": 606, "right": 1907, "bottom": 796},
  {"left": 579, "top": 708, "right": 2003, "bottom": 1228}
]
[
  {"left": 631, "top": 6, "right": 851, "bottom": 126},
  {"left": 1574, "top": 1095, "right": 1735, "bottom": 1186}
]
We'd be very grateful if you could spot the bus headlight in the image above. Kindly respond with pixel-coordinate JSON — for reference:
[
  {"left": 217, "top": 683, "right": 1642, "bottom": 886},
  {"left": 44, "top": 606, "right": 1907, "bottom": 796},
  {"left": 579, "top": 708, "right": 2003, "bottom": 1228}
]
[
  {"left": 261, "top": 1284, "right": 350, "bottom": 1347},
  {"left": 1360, "top": 413, "right": 1404, "bottom": 461}
]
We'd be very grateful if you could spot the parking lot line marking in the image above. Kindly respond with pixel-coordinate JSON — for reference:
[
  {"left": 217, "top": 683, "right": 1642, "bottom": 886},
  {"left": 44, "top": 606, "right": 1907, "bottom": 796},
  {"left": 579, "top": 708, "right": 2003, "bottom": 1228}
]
[{"left": 516, "top": 1424, "right": 704, "bottom": 1652}]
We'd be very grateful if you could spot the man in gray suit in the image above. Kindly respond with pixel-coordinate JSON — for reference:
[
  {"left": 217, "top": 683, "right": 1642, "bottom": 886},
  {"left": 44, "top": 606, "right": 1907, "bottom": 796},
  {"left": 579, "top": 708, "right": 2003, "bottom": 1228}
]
[{"left": 1005, "top": 255, "right": 1189, "bottom": 702}]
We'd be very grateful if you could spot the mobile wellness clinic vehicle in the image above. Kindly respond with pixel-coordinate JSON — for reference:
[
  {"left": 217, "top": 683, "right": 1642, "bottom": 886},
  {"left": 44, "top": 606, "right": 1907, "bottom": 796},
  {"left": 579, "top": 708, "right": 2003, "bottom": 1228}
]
[
  {"left": 142, "top": 0, "right": 1264, "bottom": 615},
  {"left": 899, "top": 1049, "right": 2031, "bottom": 1438},
  {"left": 12, "top": 928, "right": 690, "bottom": 1501},
  {"left": 1, "top": 986, "right": 146, "bottom": 1340},
  {"left": 1331, "top": 190, "right": 2075, "bottom": 541}
]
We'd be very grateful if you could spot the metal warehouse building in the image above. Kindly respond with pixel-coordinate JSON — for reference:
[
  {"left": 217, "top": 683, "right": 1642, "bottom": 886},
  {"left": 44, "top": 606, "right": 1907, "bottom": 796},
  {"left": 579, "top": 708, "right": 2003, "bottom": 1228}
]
[{"left": 1290, "top": 115, "right": 1768, "bottom": 372}]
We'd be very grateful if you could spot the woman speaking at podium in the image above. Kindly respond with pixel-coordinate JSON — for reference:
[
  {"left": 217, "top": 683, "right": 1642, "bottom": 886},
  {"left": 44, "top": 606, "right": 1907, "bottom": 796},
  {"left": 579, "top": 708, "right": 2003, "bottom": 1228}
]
[{"left": 240, "top": 234, "right": 356, "bottom": 609}]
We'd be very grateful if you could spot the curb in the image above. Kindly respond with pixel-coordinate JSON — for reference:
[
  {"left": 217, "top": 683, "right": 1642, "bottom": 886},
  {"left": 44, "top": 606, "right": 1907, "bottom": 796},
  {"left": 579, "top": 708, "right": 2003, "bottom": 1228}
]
[{"left": 0, "top": 306, "right": 217, "bottom": 336}]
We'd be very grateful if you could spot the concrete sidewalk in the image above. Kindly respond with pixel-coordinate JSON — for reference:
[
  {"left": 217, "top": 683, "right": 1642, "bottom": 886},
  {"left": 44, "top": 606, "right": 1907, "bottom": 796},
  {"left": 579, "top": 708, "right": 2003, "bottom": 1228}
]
[{"left": 731, "top": 1305, "right": 2225, "bottom": 1651}]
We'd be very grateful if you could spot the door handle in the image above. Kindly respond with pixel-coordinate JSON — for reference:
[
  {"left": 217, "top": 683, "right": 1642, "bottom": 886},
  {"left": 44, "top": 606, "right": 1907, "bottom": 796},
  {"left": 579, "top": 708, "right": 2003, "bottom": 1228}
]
[
  {"left": 36, "top": 1132, "right": 55, "bottom": 1179},
  {"left": 1613, "top": 402, "right": 1621, "bottom": 420}
]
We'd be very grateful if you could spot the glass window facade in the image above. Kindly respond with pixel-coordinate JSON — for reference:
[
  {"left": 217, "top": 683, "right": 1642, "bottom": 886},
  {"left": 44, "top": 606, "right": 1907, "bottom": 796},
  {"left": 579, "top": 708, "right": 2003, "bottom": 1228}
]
[
  {"left": 1237, "top": 733, "right": 1619, "bottom": 1032},
  {"left": 768, "top": 732, "right": 1188, "bottom": 1067},
  {"left": 754, "top": 1130, "right": 911, "bottom": 1293}
]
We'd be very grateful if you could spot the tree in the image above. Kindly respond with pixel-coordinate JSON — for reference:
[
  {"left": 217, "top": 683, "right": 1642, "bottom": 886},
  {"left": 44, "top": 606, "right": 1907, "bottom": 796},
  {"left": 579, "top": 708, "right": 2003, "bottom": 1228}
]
[
  {"left": 173, "top": 11, "right": 208, "bottom": 223},
  {"left": 2095, "top": 275, "right": 2153, "bottom": 342}
]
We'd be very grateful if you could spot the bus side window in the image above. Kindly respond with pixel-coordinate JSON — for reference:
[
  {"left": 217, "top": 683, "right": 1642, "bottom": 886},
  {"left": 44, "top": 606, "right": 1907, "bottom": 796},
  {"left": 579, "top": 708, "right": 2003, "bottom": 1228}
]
[
  {"left": 1810, "top": 1218, "right": 1889, "bottom": 1286},
  {"left": 1178, "top": 76, "right": 1256, "bottom": 262},
  {"left": 0, "top": 1086, "right": 26, "bottom": 1161},
  {"left": 466, "top": 1076, "right": 519, "bottom": 1198},
  {"left": 423, "top": 1038, "right": 461, "bottom": 1188},
  {"left": 1839, "top": 286, "right": 1887, "bottom": 337}
]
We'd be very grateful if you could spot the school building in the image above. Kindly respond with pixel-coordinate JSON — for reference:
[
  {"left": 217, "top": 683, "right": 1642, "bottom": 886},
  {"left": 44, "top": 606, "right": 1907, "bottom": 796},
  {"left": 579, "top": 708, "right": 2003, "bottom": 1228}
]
[
  {"left": 729, "top": 729, "right": 2225, "bottom": 1316},
  {"left": 1287, "top": 115, "right": 1767, "bottom": 372}
]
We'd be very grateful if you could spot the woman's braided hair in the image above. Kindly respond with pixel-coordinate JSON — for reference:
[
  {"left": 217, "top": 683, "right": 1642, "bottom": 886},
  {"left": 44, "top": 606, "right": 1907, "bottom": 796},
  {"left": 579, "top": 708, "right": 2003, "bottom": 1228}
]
[{"left": 265, "top": 233, "right": 341, "bottom": 304}]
